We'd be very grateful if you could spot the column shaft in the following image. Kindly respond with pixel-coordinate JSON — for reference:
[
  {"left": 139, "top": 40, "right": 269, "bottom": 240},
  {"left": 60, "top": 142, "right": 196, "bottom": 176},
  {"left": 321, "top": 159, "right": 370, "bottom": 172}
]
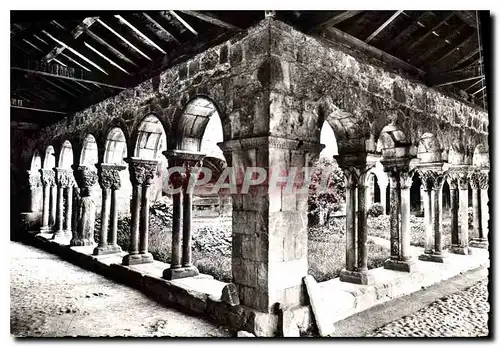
[
  {"left": 98, "top": 188, "right": 111, "bottom": 248},
  {"left": 41, "top": 185, "right": 50, "bottom": 230},
  {"left": 170, "top": 192, "right": 182, "bottom": 269},
  {"left": 129, "top": 185, "right": 141, "bottom": 255},
  {"left": 480, "top": 188, "right": 489, "bottom": 240},
  {"left": 64, "top": 186, "right": 73, "bottom": 236},
  {"left": 357, "top": 183, "right": 368, "bottom": 272},
  {"left": 109, "top": 188, "right": 119, "bottom": 247},
  {"left": 400, "top": 185, "right": 411, "bottom": 260},
  {"left": 138, "top": 184, "right": 151, "bottom": 254},
  {"left": 450, "top": 188, "right": 459, "bottom": 246},
  {"left": 389, "top": 176, "right": 400, "bottom": 259},
  {"left": 182, "top": 191, "right": 193, "bottom": 267},
  {"left": 472, "top": 187, "right": 481, "bottom": 238},
  {"left": 432, "top": 188, "right": 443, "bottom": 255},
  {"left": 50, "top": 186, "right": 57, "bottom": 228},
  {"left": 54, "top": 186, "right": 65, "bottom": 237},
  {"left": 458, "top": 187, "right": 469, "bottom": 248},
  {"left": 423, "top": 188, "right": 433, "bottom": 254},
  {"left": 345, "top": 183, "right": 356, "bottom": 271}
]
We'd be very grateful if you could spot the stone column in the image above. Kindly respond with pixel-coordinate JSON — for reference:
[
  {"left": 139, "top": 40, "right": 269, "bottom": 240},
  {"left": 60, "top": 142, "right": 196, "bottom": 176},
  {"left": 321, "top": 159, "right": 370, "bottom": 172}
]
[
  {"left": 379, "top": 180, "right": 388, "bottom": 215},
  {"left": 93, "top": 164, "right": 125, "bottom": 254},
  {"left": 64, "top": 184, "right": 74, "bottom": 238},
  {"left": 339, "top": 162, "right": 374, "bottom": 285},
  {"left": 52, "top": 168, "right": 72, "bottom": 242},
  {"left": 49, "top": 184, "right": 57, "bottom": 229},
  {"left": 381, "top": 159, "right": 413, "bottom": 272},
  {"left": 70, "top": 166, "right": 98, "bottom": 246},
  {"left": 448, "top": 175, "right": 465, "bottom": 254},
  {"left": 419, "top": 170, "right": 445, "bottom": 262},
  {"left": 469, "top": 171, "right": 489, "bottom": 248},
  {"left": 162, "top": 150, "right": 204, "bottom": 280},
  {"left": 39, "top": 169, "right": 55, "bottom": 232},
  {"left": 420, "top": 174, "right": 433, "bottom": 256},
  {"left": 122, "top": 158, "right": 158, "bottom": 266},
  {"left": 456, "top": 169, "right": 470, "bottom": 252}
]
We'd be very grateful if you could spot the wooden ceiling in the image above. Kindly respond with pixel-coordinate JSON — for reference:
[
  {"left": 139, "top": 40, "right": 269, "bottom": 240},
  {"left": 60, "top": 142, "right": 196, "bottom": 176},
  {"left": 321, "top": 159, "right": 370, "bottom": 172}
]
[{"left": 10, "top": 10, "right": 489, "bottom": 129}]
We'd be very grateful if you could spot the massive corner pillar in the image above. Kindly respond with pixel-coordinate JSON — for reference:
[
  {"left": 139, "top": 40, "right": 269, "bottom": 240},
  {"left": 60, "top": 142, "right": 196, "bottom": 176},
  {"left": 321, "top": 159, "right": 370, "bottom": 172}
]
[
  {"left": 39, "top": 169, "right": 55, "bottom": 233},
  {"left": 122, "top": 158, "right": 158, "bottom": 266},
  {"left": 218, "top": 136, "right": 322, "bottom": 326},
  {"left": 162, "top": 150, "right": 205, "bottom": 280},
  {"left": 469, "top": 170, "right": 489, "bottom": 248},
  {"left": 70, "top": 166, "right": 98, "bottom": 246},
  {"left": 52, "top": 168, "right": 72, "bottom": 242},
  {"left": 380, "top": 158, "right": 414, "bottom": 272},
  {"left": 337, "top": 154, "right": 375, "bottom": 285},
  {"left": 418, "top": 169, "right": 445, "bottom": 263},
  {"left": 93, "top": 164, "right": 126, "bottom": 255},
  {"left": 27, "top": 170, "right": 42, "bottom": 212}
]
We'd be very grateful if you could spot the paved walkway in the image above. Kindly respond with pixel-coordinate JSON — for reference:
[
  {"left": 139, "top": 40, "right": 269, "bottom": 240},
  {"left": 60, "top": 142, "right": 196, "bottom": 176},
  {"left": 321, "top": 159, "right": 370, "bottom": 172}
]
[
  {"left": 366, "top": 279, "right": 489, "bottom": 337},
  {"left": 10, "top": 241, "right": 231, "bottom": 337}
]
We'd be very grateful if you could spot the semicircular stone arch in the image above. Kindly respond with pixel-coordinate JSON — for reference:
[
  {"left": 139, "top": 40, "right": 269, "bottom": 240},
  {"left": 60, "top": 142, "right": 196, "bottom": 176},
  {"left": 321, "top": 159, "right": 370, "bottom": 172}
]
[
  {"left": 472, "top": 143, "right": 489, "bottom": 168},
  {"left": 80, "top": 134, "right": 99, "bottom": 168},
  {"left": 43, "top": 146, "right": 56, "bottom": 169},
  {"left": 417, "top": 132, "right": 442, "bottom": 164},
  {"left": 31, "top": 150, "right": 42, "bottom": 171},
  {"left": 58, "top": 140, "right": 74, "bottom": 169}
]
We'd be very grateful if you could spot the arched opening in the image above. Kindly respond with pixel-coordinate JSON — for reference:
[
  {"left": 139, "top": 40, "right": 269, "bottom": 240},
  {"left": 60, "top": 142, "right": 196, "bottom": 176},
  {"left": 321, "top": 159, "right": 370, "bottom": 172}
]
[
  {"left": 410, "top": 172, "right": 423, "bottom": 216},
  {"left": 58, "top": 141, "right": 74, "bottom": 169},
  {"left": 43, "top": 146, "right": 56, "bottom": 169},
  {"left": 442, "top": 180, "right": 451, "bottom": 216},
  {"left": 103, "top": 127, "right": 132, "bottom": 216},
  {"left": 80, "top": 134, "right": 98, "bottom": 167},
  {"left": 134, "top": 115, "right": 168, "bottom": 203},
  {"left": 31, "top": 150, "right": 42, "bottom": 171},
  {"left": 27, "top": 151, "right": 43, "bottom": 213}
]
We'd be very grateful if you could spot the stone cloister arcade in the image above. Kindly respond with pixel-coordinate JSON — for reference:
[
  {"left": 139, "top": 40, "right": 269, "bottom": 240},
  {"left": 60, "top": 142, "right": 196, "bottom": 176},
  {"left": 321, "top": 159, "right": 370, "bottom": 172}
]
[{"left": 15, "top": 18, "right": 489, "bottom": 336}]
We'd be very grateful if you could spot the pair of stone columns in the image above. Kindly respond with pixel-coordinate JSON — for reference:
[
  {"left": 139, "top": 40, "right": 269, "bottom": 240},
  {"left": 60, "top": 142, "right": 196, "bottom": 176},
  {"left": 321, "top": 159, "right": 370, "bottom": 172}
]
[
  {"left": 163, "top": 150, "right": 205, "bottom": 280},
  {"left": 51, "top": 168, "right": 75, "bottom": 242},
  {"left": 447, "top": 167, "right": 471, "bottom": 255},
  {"left": 92, "top": 164, "right": 126, "bottom": 254},
  {"left": 338, "top": 164, "right": 373, "bottom": 284},
  {"left": 121, "top": 158, "right": 159, "bottom": 265},
  {"left": 39, "top": 169, "right": 55, "bottom": 233},
  {"left": 469, "top": 170, "right": 489, "bottom": 248},
  {"left": 418, "top": 168, "right": 446, "bottom": 262}
]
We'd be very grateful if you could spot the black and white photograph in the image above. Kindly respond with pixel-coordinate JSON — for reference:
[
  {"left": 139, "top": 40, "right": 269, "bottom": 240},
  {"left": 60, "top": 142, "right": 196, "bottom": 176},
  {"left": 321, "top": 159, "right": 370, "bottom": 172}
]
[{"left": 7, "top": 3, "right": 493, "bottom": 339}]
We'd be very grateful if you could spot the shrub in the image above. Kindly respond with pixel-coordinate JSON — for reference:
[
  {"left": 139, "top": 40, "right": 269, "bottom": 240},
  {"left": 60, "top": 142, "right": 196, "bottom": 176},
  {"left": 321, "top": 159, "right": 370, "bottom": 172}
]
[
  {"left": 468, "top": 207, "right": 474, "bottom": 229},
  {"left": 367, "top": 203, "right": 384, "bottom": 217}
]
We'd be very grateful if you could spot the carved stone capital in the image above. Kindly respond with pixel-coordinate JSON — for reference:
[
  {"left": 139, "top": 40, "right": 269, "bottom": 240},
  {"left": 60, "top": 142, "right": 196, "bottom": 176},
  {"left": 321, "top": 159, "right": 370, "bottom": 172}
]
[
  {"left": 381, "top": 155, "right": 412, "bottom": 175},
  {"left": 97, "top": 163, "right": 126, "bottom": 190},
  {"left": 400, "top": 170, "right": 414, "bottom": 189},
  {"left": 447, "top": 175, "right": 459, "bottom": 190},
  {"left": 39, "top": 169, "right": 55, "bottom": 187},
  {"left": 125, "top": 158, "right": 158, "bottom": 186},
  {"left": 217, "top": 136, "right": 324, "bottom": 155},
  {"left": 342, "top": 167, "right": 360, "bottom": 190},
  {"left": 73, "top": 165, "right": 98, "bottom": 190},
  {"left": 448, "top": 166, "right": 470, "bottom": 190},
  {"left": 53, "top": 168, "right": 73, "bottom": 188},
  {"left": 477, "top": 172, "right": 489, "bottom": 190},
  {"left": 27, "top": 170, "right": 41, "bottom": 188},
  {"left": 419, "top": 170, "right": 444, "bottom": 191}
]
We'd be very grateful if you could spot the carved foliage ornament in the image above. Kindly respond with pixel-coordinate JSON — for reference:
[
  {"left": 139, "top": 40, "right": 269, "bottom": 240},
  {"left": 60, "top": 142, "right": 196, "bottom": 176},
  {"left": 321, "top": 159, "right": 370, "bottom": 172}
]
[
  {"left": 39, "top": 169, "right": 55, "bottom": 187},
  {"left": 420, "top": 170, "right": 444, "bottom": 191},
  {"left": 469, "top": 171, "right": 489, "bottom": 190},
  {"left": 99, "top": 167, "right": 122, "bottom": 190},
  {"left": 28, "top": 170, "right": 41, "bottom": 188},
  {"left": 55, "top": 169, "right": 73, "bottom": 188},
  {"left": 128, "top": 161, "right": 158, "bottom": 186},
  {"left": 74, "top": 166, "right": 98, "bottom": 189}
]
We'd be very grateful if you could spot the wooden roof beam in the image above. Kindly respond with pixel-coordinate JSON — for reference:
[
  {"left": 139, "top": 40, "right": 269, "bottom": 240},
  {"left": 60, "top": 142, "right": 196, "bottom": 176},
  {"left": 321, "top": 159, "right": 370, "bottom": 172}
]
[
  {"left": 177, "top": 11, "right": 240, "bottom": 30},
  {"left": 84, "top": 41, "right": 130, "bottom": 74},
  {"left": 11, "top": 105, "right": 68, "bottom": 115},
  {"left": 428, "top": 65, "right": 482, "bottom": 87},
  {"left": 465, "top": 77, "right": 485, "bottom": 91},
  {"left": 85, "top": 28, "right": 139, "bottom": 67},
  {"left": 42, "top": 30, "right": 109, "bottom": 75},
  {"left": 12, "top": 67, "right": 126, "bottom": 90},
  {"left": 170, "top": 10, "right": 198, "bottom": 35},
  {"left": 39, "top": 76, "right": 78, "bottom": 97},
  {"left": 310, "top": 11, "right": 363, "bottom": 32},
  {"left": 141, "top": 13, "right": 180, "bottom": 44},
  {"left": 417, "top": 23, "right": 469, "bottom": 63},
  {"left": 60, "top": 52, "right": 92, "bottom": 72},
  {"left": 96, "top": 18, "right": 152, "bottom": 61},
  {"left": 44, "top": 17, "right": 98, "bottom": 63},
  {"left": 365, "top": 10, "right": 404, "bottom": 43},
  {"left": 405, "top": 13, "right": 454, "bottom": 51},
  {"left": 431, "top": 32, "right": 476, "bottom": 68},
  {"left": 115, "top": 15, "right": 167, "bottom": 54},
  {"left": 384, "top": 11, "right": 433, "bottom": 52}
]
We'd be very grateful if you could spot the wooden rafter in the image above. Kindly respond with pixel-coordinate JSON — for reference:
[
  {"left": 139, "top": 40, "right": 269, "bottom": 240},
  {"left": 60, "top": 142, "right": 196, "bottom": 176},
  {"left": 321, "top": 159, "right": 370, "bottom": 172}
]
[
  {"left": 11, "top": 105, "right": 68, "bottom": 115},
  {"left": 169, "top": 10, "right": 198, "bottom": 35},
  {"left": 12, "top": 67, "right": 126, "bottom": 90},
  {"left": 115, "top": 15, "right": 167, "bottom": 54},
  {"left": 431, "top": 32, "right": 476, "bottom": 68},
  {"left": 471, "top": 85, "right": 486, "bottom": 96},
  {"left": 85, "top": 28, "right": 139, "bottom": 67},
  {"left": 365, "top": 10, "right": 404, "bottom": 43},
  {"left": 465, "top": 77, "right": 485, "bottom": 91},
  {"left": 384, "top": 11, "right": 432, "bottom": 52},
  {"left": 178, "top": 11, "right": 240, "bottom": 30},
  {"left": 310, "top": 11, "right": 363, "bottom": 32},
  {"left": 43, "top": 17, "right": 98, "bottom": 63},
  {"left": 84, "top": 41, "right": 130, "bottom": 74},
  {"left": 417, "top": 23, "right": 469, "bottom": 63},
  {"left": 405, "top": 13, "right": 454, "bottom": 51},
  {"left": 39, "top": 76, "right": 78, "bottom": 97},
  {"left": 141, "top": 13, "right": 180, "bottom": 44}
]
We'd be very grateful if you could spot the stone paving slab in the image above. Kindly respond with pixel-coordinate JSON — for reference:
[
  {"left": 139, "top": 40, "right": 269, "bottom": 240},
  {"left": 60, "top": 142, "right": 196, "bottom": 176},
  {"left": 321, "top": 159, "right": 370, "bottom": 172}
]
[{"left": 10, "top": 241, "right": 232, "bottom": 337}]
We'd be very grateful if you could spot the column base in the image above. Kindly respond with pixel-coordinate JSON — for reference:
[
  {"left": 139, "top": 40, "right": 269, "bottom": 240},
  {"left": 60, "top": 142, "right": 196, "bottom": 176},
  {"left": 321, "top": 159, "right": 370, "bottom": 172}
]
[
  {"left": 71, "top": 238, "right": 96, "bottom": 247},
  {"left": 94, "top": 244, "right": 122, "bottom": 256},
  {"left": 51, "top": 230, "right": 69, "bottom": 242},
  {"left": 122, "top": 252, "right": 154, "bottom": 265},
  {"left": 339, "top": 269, "right": 373, "bottom": 285},
  {"left": 39, "top": 226, "right": 52, "bottom": 233},
  {"left": 163, "top": 266, "right": 200, "bottom": 280},
  {"left": 418, "top": 252, "right": 445, "bottom": 263},
  {"left": 449, "top": 245, "right": 472, "bottom": 255},
  {"left": 384, "top": 258, "right": 413, "bottom": 272},
  {"left": 469, "top": 238, "right": 488, "bottom": 249}
]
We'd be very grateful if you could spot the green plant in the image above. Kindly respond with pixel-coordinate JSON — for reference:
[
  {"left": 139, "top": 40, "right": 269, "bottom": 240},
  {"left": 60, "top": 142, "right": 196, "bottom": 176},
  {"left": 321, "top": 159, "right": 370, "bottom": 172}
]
[{"left": 367, "top": 203, "right": 384, "bottom": 217}]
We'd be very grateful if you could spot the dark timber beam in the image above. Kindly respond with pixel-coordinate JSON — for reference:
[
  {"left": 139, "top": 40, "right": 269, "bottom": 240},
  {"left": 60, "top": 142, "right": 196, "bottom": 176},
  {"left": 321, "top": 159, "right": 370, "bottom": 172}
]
[
  {"left": 85, "top": 28, "right": 139, "bottom": 67},
  {"left": 454, "top": 11, "right": 477, "bottom": 28},
  {"left": 12, "top": 67, "right": 126, "bottom": 89},
  {"left": 141, "top": 12, "right": 180, "bottom": 44},
  {"left": 11, "top": 105, "right": 68, "bottom": 115},
  {"left": 177, "top": 11, "right": 240, "bottom": 30},
  {"left": 428, "top": 65, "right": 482, "bottom": 87},
  {"left": 365, "top": 10, "right": 403, "bottom": 43},
  {"left": 405, "top": 13, "right": 454, "bottom": 51},
  {"left": 431, "top": 32, "right": 476, "bottom": 68},
  {"left": 310, "top": 11, "right": 363, "bottom": 32},
  {"left": 170, "top": 10, "right": 198, "bottom": 35},
  {"left": 44, "top": 17, "right": 98, "bottom": 63},
  {"left": 320, "top": 27, "right": 425, "bottom": 77},
  {"left": 384, "top": 11, "right": 432, "bottom": 52},
  {"left": 417, "top": 23, "right": 469, "bottom": 63}
]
